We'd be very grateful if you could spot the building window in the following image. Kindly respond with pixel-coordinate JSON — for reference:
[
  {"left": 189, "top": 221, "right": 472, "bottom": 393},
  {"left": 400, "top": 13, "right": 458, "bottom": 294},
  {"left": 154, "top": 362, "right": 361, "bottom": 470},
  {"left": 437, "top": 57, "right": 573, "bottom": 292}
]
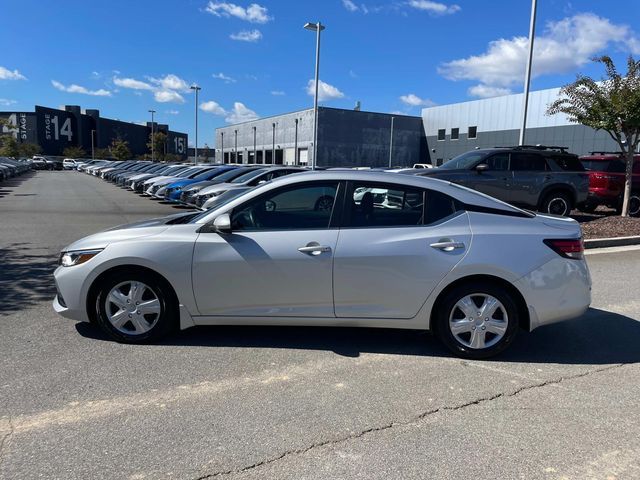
[
  {"left": 451, "top": 128, "right": 459, "bottom": 140},
  {"left": 437, "top": 129, "right": 446, "bottom": 141},
  {"left": 468, "top": 126, "right": 477, "bottom": 139}
]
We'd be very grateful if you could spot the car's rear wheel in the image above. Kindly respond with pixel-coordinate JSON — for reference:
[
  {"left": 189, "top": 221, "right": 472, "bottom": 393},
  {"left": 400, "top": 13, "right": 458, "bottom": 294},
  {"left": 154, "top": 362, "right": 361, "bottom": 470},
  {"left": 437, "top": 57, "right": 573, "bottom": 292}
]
[
  {"left": 434, "top": 281, "right": 519, "bottom": 359},
  {"left": 541, "top": 191, "right": 572, "bottom": 216},
  {"left": 94, "top": 271, "right": 177, "bottom": 343},
  {"left": 629, "top": 194, "right": 640, "bottom": 217}
]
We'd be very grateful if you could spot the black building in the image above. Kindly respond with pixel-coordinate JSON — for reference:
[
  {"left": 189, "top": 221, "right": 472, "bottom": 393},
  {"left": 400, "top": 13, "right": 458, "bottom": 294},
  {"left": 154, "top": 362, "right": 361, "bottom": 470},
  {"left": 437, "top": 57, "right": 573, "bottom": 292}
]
[{"left": 0, "top": 105, "right": 188, "bottom": 159}]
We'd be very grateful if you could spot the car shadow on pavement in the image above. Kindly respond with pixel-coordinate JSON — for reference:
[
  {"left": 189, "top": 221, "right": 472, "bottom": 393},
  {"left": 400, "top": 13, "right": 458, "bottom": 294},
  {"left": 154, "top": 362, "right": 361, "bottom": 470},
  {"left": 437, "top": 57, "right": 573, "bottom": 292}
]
[
  {"left": 0, "top": 172, "right": 36, "bottom": 197},
  {"left": 75, "top": 307, "right": 640, "bottom": 364},
  {"left": 0, "top": 243, "right": 58, "bottom": 315}
]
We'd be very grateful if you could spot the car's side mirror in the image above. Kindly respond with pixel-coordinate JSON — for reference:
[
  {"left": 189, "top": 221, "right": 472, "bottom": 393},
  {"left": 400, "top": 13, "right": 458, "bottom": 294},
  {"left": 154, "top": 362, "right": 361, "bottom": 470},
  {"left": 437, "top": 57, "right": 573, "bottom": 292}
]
[
  {"left": 213, "top": 213, "right": 232, "bottom": 234},
  {"left": 475, "top": 163, "right": 488, "bottom": 173}
]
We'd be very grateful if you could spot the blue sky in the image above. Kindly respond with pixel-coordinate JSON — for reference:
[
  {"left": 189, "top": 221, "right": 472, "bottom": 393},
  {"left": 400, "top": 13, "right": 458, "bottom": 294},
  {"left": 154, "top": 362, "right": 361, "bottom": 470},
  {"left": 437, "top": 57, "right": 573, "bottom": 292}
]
[{"left": 2, "top": 0, "right": 639, "bottom": 146}]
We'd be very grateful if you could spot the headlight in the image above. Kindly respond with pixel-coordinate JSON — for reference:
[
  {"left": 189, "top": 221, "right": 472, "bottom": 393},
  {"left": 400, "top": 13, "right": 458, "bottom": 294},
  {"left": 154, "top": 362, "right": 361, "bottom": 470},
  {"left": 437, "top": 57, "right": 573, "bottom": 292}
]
[{"left": 59, "top": 249, "right": 103, "bottom": 267}]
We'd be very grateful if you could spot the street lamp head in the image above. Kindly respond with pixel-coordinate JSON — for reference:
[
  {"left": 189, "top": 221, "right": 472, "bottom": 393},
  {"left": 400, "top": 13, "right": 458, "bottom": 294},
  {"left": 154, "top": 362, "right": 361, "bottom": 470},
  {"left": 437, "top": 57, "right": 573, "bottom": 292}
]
[
  {"left": 148, "top": 109, "right": 156, "bottom": 114},
  {"left": 190, "top": 85, "right": 201, "bottom": 91},
  {"left": 304, "top": 22, "right": 325, "bottom": 31}
]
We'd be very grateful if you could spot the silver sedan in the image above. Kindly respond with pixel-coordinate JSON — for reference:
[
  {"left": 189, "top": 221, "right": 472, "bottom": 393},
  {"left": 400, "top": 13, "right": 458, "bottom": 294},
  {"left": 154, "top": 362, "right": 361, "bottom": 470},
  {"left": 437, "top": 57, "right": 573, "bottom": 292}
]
[{"left": 53, "top": 171, "right": 591, "bottom": 359}]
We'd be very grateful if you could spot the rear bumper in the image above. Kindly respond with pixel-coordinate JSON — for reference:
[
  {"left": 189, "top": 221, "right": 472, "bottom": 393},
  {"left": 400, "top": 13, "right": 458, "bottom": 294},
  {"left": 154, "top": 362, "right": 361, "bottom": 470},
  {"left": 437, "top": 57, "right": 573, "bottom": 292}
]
[{"left": 515, "top": 257, "right": 591, "bottom": 331}]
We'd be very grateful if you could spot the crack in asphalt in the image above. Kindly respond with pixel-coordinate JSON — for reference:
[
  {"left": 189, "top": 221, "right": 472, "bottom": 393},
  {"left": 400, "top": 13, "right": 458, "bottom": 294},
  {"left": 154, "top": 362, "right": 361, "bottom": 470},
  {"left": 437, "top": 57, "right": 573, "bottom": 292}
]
[
  {"left": 194, "top": 363, "right": 625, "bottom": 479},
  {"left": 0, "top": 416, "right": 14, "bottom": 470}
]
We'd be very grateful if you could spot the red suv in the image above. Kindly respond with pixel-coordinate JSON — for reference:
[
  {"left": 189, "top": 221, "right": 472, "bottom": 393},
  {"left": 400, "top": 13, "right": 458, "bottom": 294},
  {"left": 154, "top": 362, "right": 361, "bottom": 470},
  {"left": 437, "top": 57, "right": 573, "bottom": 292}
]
[{"left": 579, "top": 152, "right": 640, "bottom": 216}]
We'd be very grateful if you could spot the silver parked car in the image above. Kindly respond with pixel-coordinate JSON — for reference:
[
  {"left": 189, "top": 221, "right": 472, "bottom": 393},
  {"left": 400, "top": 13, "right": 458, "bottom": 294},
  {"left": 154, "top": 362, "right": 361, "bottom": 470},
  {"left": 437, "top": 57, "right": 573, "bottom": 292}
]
[{"left": 53, "top": 171, "right": 591, "bottom": 359}]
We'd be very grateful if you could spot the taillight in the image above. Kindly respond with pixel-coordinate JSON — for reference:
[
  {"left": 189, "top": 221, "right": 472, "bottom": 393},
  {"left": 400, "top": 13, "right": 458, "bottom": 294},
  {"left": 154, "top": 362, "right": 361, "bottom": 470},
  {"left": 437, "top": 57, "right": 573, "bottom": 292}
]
[
  {"left": 590, "top": 173, "right": 618, "bottom": 188},
  {"left": 544, "top": 238, "right": 584, "bottom": 260}
]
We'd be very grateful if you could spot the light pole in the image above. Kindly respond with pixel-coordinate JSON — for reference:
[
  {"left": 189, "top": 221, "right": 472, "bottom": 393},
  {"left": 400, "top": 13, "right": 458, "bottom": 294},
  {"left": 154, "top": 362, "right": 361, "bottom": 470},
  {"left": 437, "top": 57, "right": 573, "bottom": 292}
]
[
  {"left": 304, "top": 21, "right": 325, "bottom": 170},
  {"left": 148, "top": 109, "right": 156, "bottom": 162},
  {"left": 190, "top": 85, "right": 201, "bottom": 165},
  {"left": 272, "top": 123, "right": 276, "bottom": 165},
  {"left": 519, "top": 0, "right": 537, "bottom": 146},
  {"left": 91, "top": 129, "right": 96, "bottom": 160},
  {"left": 388, "top": 116, "right": 395, "bottom": 168},
  {"left": 252, "top": 126, "right": 257, "bottom": 164}
]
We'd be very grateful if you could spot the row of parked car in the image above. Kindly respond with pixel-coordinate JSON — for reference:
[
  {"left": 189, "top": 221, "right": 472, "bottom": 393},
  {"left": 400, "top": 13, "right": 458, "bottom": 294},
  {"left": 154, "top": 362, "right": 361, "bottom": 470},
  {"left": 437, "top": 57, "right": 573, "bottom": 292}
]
[
  {"left": 0, "top": 157, "right": 33, "bottom": 181},
  {"left": 70, "top": 145, "right": 640, "bottom": 217}
]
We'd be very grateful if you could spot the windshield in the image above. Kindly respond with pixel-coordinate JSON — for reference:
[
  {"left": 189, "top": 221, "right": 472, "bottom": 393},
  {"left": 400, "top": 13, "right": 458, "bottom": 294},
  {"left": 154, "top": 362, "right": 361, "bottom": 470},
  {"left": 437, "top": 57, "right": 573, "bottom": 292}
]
[
  {"left": 440, "top": 151, "right": 488, "bottom": 170},
  {"left": 230, "top": 168, "right": 268, "bottom": 184}
]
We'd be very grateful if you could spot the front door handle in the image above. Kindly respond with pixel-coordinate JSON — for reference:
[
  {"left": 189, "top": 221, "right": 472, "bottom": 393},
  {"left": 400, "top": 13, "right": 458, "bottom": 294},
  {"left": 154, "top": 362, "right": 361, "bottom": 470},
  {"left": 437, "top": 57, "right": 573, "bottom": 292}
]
[
  {"left": 430, "top": 240, "right": 465, "bottom": 252},
  {"left": 298, "top": 244, "right": 332, "bottom": 256}
]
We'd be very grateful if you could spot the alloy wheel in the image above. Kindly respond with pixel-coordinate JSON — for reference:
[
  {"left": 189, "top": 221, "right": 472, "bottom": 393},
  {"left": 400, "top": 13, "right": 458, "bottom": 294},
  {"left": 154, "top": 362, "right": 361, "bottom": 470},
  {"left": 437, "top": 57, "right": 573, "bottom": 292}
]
[
  {"left": 104, "top": 281, "right": 161, "bottom": 335},
  {"left": 448, "top": 293, "right": 509, "bottom": 349}
]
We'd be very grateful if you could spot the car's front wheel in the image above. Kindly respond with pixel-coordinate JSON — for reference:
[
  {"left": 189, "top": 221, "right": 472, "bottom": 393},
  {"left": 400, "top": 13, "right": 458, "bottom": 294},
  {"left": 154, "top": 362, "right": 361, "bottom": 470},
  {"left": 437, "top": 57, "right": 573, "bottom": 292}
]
[
  {"left": 94, "top": 271, "right": 177, "bottom": 343},
  {"left": 434, "top": 281, "right": 519, "bottom": 359}
]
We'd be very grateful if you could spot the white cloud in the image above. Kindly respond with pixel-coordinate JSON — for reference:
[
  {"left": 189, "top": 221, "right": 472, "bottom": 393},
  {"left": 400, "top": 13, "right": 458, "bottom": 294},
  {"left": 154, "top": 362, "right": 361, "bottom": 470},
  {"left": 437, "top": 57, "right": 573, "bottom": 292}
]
[
  {"left": 113, "top": 74, "right": 192, "bottom": 103},
  {"left": 0, "top": 66, "right": 27, "bottom": 81},
  {"left": 52, "top": 80, "right": 112, "bottom": 96},
  {"left": 306, "top": 79, "right": 345, "bottom": 101},
  {"left": 0, "top": 98, "right": 17, "bottom": 106},
  {"left": 342, "top": 0, "right": 359, "bottom": 12},
  {"left": 467, "top": 84, "right": 512, "bottom": 98},
  {"left": 200, "top": 100, "right": 227, "bottom": 115},
  {"left": 399, "top": 93, "right": 436, "bottom": 107},
  {"left": 439, "top": 13, "right": 640, "bottom": 98},
  {"left": 270, "top": 90, "right": 285, "bottom": 96},
  {"left": 407, "top": 0, "right": 460, "bottom": 15},
  {"left": 154, "top": 90, "right": 185, "bottom": 103},
  {"left": 113, "top": 77, "right": 154, "bottom": 90},
  {"left": 205, "top": 2, "right": 271, "bottom": 23},
  {"left": 349, "top": 69, "right": 358, "bottom": 78},
  {"left": 225, "top": 102, "right": 259, "bottom": 123},
  {"left": 148, "top": 74, "right": 191, "bottom": 92},
  {"left": 213, "top": 72, "right": 236, "bottom": 83},
  {"left": 230, "top": 29, "right": 262, "bottom": 42},
  {"left": 165, "top": 110, "right": 180, "bottom": 115}
]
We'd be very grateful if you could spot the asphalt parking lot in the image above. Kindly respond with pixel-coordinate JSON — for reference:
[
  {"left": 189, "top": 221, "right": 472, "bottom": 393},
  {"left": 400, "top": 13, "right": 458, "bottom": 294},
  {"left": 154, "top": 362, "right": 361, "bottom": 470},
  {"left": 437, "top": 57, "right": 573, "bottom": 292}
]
[{"left": 1, "top": 171, "right": 640, "bottom": 479}]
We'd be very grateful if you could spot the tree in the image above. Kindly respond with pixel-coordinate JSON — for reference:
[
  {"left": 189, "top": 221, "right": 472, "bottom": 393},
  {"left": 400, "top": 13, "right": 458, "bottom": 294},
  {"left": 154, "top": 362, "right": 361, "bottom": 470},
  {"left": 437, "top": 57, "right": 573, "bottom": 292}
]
[
  {"left": 63, "top": 146, "right": 86, "bottom": 158},
  {"left": 147, "top": 131, "right": 167, "bottom": 162},
  {"left": 110, "top": 138, "right": 131, "bottom": 161},
  {"left": 94, "top": 148, "right": 112, "bottom": 159},
  {"left": 18, "top": 143, "right": 42, "bottom": 157},
  {"left": 547, "top": 56, "right": 640, "bottom": 216},
  {"left": 0, "top": 135, "right": 20, "bottom": 157}
]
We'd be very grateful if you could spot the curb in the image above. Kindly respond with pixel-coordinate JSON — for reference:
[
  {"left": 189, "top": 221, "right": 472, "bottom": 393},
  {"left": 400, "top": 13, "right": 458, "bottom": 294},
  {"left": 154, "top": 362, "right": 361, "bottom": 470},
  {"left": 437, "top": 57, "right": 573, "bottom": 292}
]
[{"left": 584, "top": 235, "right": 640, "bottom": 249}]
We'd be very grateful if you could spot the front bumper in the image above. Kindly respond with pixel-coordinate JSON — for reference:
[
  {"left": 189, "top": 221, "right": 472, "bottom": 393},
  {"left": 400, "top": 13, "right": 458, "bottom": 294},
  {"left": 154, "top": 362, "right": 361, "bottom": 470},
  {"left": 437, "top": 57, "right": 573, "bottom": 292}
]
[{"left": 52, "top": 264, "right": 92, "bottom": 323}]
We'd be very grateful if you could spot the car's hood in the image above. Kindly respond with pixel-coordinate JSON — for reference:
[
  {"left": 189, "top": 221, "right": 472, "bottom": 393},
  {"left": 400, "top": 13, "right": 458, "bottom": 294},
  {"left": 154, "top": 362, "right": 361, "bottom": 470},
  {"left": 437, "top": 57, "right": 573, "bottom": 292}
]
[
  {"left": 183, "top": 180, "right": 216, "bottom": 193},
  {"left": 166, "top": 179, "right": 195, "bottom": 189},
  {"left": 62, "top": 212, "right": 197, "bottom": 251},
  {"left": 197, "top": 183, "right": 244, "bottom": 196},
  {"left": 143, "top": 175, "right": 173, "bottom": 185},
  {"left": 129, "top": 173, "right": 157, "bottom": 181},
  {"left": 151, "top": 176, "right": 184, "bottom": 187}
]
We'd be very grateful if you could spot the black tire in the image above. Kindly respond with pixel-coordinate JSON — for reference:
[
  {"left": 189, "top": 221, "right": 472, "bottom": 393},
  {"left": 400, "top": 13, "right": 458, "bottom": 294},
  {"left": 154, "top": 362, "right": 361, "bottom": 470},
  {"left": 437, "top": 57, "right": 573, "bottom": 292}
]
[
  {"left": 629, "top": 194, "right": 640, "bottom": 217},
  {"left": 433, "top": 281, "right": 519, "bottom": 359},
  {"left": 541, "top": 191, "right": 572, "bottom": 216},
  {"left": 94, "top": 270, "right": 178, "bottom": 344}
]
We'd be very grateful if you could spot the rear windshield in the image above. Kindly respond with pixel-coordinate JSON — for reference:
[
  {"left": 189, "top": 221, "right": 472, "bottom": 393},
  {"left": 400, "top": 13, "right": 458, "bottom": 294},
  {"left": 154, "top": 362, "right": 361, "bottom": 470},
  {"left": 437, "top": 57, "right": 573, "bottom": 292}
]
[
  {"left": 549, "top": 155, "right": 584, "bottom": 171},
  {"left": 581, "top": 159, "right": 625, "bottom": 173}
]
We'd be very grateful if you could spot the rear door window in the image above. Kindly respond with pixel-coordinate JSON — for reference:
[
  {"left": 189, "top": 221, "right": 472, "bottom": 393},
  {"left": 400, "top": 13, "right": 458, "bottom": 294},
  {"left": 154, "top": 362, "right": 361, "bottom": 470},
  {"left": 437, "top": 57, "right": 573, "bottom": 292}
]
[
  {"left": 550, "top": 155, "right": 584, "bottom": 171},
  {"left": 345, "top": 183, "right": 424, "bottom": 227},
  {"left": 510, "top": 153, "right": 547, "bottom": 171}
]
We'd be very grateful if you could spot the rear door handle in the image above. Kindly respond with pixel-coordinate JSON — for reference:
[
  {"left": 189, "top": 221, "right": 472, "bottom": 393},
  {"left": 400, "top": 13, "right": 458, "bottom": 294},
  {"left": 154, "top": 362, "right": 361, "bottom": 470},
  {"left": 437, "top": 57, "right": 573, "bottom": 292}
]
[
  {"left": 430, "top": 241, "right": 465, "bottom": 252},
  {"left": 298, "top": 245, "right": 332, "bottom": 256}
]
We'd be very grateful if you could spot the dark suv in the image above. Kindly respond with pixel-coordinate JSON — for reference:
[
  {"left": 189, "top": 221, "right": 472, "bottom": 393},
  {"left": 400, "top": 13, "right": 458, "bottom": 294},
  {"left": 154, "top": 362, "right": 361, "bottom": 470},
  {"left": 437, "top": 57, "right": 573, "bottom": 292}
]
[
  {"left": 579, "top": 152, "right": 640, "bottom": 216},
  {"left": 418, "top": 146, "right": 589, "bottom": 216}
]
